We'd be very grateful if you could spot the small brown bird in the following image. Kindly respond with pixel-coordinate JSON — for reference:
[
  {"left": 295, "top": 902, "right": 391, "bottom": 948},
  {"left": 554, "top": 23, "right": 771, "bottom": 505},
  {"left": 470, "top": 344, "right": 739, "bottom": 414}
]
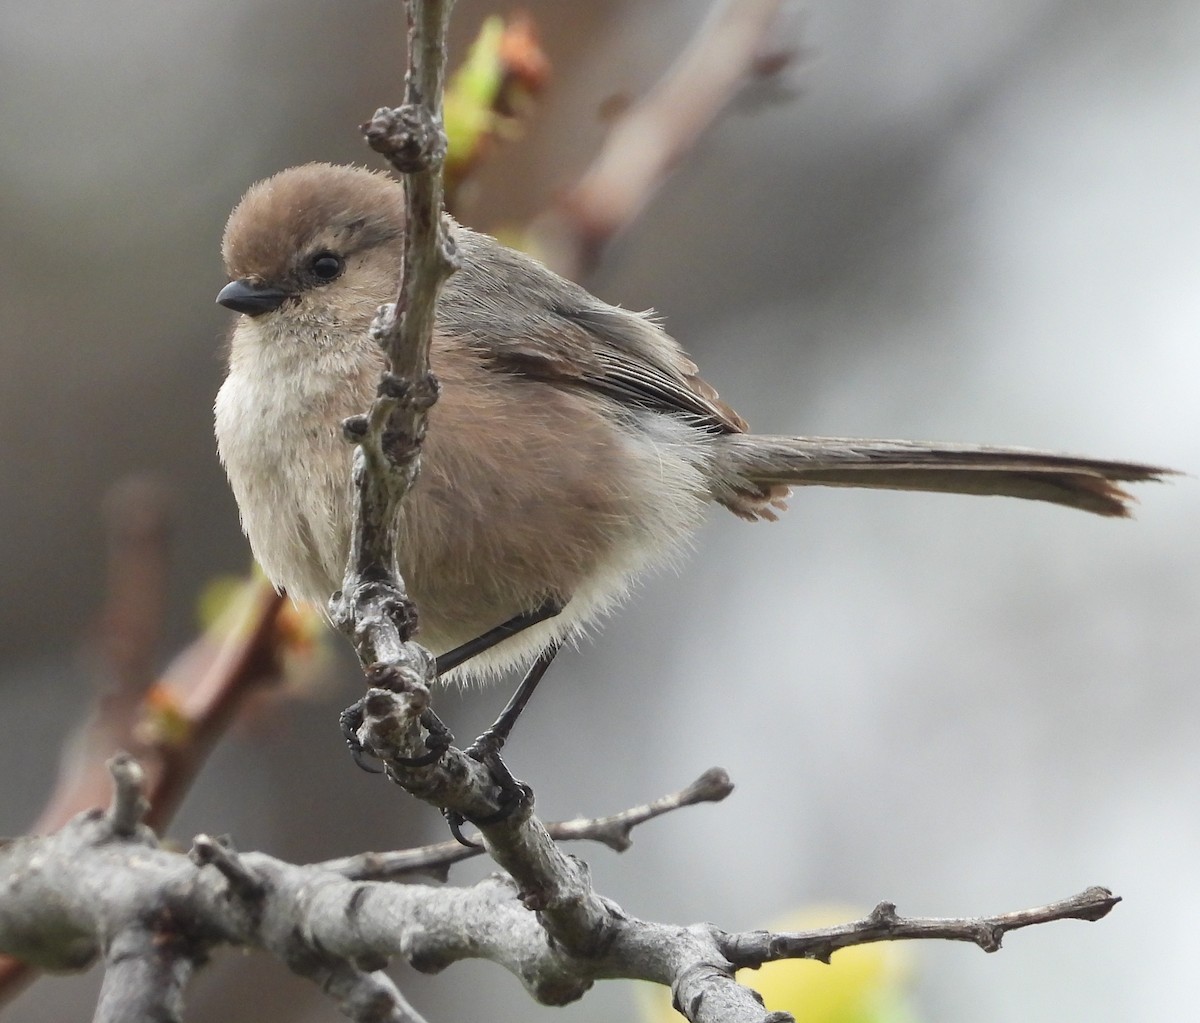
[{"left": 215, "top": 163, "right": 1168, "bottom": 682}]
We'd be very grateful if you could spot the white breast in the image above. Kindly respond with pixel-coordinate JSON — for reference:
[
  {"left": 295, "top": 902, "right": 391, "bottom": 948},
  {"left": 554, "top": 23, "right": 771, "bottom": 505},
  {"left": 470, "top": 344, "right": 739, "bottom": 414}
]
[{"left": 214, "top": 319, "right": 376, "bottom": 608}]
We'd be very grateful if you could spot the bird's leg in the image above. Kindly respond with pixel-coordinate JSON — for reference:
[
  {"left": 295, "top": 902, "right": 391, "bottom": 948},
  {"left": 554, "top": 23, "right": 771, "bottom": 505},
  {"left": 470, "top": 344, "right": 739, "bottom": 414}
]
[
  {"left": 343, "top": 597, "right": 564, "bottom": 776},
  {"left": 402, "top": 597, "right": 561, "bottom": 772},
  {"left": 435, "top": 596, "right": 565, "bottom": 676},
  {"left": 446, "top": 641, "right": 562, "bottom": 846},
  {"left": 467, "top": 639, "right": 562, "bottom": 764}
]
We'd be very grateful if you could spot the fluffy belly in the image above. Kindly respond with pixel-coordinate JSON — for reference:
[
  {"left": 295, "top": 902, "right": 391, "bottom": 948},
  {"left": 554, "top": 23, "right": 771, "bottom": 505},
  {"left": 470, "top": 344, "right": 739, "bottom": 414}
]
[
  {"left": 397, "top": 409, "right": 713, "bottom": 682},
  {"left": 218, "top": 339, "right": 714, "bottom": 683}
]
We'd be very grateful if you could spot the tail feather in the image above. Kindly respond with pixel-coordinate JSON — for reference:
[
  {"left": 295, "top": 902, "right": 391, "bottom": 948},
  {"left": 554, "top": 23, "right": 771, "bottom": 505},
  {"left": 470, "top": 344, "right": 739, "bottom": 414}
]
[{"left": 713, "top": 435, "right": 1175, "bottom": 519}]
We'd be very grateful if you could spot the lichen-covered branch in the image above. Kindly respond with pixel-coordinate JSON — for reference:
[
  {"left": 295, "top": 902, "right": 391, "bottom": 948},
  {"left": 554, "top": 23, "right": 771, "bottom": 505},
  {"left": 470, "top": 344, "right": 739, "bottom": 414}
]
[
  {"left": 0, "top": 759, "right": 1120, "bottom": 1023},
  {"left": 330, "top": 0, "right": 459, "bottom": 671}
]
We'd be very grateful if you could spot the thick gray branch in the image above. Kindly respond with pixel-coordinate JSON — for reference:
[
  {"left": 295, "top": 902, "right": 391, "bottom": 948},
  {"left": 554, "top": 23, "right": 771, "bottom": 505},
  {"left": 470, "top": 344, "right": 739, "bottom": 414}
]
[
  {"left": 0, "top": 809, "right": 1118, "bottom": 1023},
  {"left": 94, "top": 926, "right": 194, "bottom": 1023}
]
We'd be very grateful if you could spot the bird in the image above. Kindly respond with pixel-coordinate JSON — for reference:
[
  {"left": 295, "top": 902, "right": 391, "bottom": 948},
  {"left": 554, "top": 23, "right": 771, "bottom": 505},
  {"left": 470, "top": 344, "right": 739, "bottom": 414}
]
[{"left": 215, "top": 162, "right": 1169, "bottom": 686}]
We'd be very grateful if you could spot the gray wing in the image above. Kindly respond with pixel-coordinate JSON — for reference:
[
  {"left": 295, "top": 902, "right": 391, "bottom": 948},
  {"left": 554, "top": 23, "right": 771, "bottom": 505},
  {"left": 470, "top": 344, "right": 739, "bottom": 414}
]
[{"left": 436, "top": 228, "right": 747, "bottom": 433}]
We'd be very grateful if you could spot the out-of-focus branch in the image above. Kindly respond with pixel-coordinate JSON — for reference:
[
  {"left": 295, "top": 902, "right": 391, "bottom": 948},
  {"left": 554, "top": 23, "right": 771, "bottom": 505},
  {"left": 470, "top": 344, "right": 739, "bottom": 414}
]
[
  {"left": 530, "top": 0, "right": 791, "bottom": 280},
  {"left": 32, "top": 477, "right": 172, "bottom": 835},
  {"left": 94, "top": 475, "right": 172, "bottom": 702},
  {"left": 443, "top": 13, "right": 551, "bottom": 209},
  {"left": 0, "top": 550, "right": 287, "bottom": 1008},
  {"left": 26, "top": 475, "right": 287, "bottom": 841}
]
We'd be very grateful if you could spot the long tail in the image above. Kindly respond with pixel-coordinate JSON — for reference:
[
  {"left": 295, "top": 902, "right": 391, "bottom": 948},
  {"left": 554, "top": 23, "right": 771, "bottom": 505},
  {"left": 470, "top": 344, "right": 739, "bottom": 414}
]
[{"left": 712, "top": 435, "right": 1175, "bottom": 519}]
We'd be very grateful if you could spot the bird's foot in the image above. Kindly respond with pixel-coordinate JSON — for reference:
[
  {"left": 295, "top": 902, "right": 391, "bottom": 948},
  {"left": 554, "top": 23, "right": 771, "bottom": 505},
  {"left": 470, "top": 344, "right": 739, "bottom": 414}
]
[{"left": 339, "top": 699, "right": 453, "bottom": 772}]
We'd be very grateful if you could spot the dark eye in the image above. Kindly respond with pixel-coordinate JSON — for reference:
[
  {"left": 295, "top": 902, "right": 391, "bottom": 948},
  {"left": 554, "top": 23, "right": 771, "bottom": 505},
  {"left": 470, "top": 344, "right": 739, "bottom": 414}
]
[{"left": 309, "top": 252, "right": 344, "bottom": 282}]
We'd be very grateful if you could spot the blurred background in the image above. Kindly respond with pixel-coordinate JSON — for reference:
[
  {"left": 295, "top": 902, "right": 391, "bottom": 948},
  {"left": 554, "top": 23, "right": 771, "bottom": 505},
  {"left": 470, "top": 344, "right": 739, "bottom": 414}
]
[{"left": 1, "top": 0, "right": 1197, "bottom": 1020}]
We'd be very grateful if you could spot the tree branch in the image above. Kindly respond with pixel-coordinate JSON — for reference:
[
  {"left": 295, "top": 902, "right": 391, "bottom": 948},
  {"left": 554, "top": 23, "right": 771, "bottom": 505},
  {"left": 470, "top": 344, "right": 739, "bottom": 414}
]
[
  {"left": 720, "top": 889, "right": 1122, "bottom": 967},
  {"left": 0, "top": 758, "right": 1120, "bottom": 1023},
  {"left": 315, "top": 767, "right": 733, "bottom": 882},
  {"left": 350, "top": 687, "right": 616, "bottom": 961},
  {"left": 94, "top": 924, "right": 193, "bottom": 1023},
  {"left": 330, "top": 0, "right": 459, "bottom": 675},
  {"left": 94, "top": 475, "right": 172, "bottom": 705},
  {"left": 0, "top": 517, "right": 287, "bottom": 1009},
  {"left": 531, "top": 0, "right": 791, "bottom": 280}
]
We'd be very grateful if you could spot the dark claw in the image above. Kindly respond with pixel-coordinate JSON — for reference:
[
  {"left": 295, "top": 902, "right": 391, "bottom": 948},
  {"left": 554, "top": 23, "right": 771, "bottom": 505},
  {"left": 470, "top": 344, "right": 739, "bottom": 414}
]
[
  {"left": 467, "top": 780, "right": 533, "bottom": 826},
  {"left": 418, "top": 708, "right": 454, "bottom": 757},
  {"left": 445, "top": 810, "right": 481, "bottom": 849},
  {"left": 339, "top": 702, "right": 454, "bottom": 771},
  {"left": 395, "top": 707, "right": 454, "bottom": 766},
  {"left": 443, "top": 768, "right": 531, "bottom": 846},
  {"left": 340, "top": 702, "right": 383, "bottom": 774},
  {"left": 439, "top": 738, "right": 534, "bottom": 845},
  {"left": 464, "top": 740, "right": 534, "bottom": 824}
]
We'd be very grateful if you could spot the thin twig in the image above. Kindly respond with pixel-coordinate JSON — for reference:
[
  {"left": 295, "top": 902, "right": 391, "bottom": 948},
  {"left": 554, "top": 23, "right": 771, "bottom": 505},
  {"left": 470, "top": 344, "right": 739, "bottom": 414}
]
[
  {"left": 332, "top": 0, "right": 459, "bottom": 673},
  {"left": 190, "top": 835, "right": 265, "bottom": 902},
  {"left": 104, "top": 754, "right": 148, "bottom": 839},
  {"left": 530, "top": 0, "right": 790, "bottom": 279},
  {"left": 315, "top": 767, "right": 733, "bottom": 881},
  {"left": 548, "top": 766, "right": 734, "bottom": 852},
  {"left": 719, "top": 888, "right": 1123, "bottom": 967}
]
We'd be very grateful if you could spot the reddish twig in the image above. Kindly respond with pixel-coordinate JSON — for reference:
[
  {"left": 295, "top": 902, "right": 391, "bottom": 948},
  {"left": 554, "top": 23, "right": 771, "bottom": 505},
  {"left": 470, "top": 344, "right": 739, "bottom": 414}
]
[
  {"left": 0, "top": 578, "right": 288, "bottom": 1006},
  {"left": 530, "top": 0, "right": 790, "bottom": 279}
]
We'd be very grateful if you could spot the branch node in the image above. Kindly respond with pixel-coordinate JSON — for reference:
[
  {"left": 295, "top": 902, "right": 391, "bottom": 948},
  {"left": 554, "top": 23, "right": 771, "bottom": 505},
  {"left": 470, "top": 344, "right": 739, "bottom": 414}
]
[
  {"left": 190, "top": 834, "right": 265, "bottom": 901},
  {"left": 681, "top": 767, "right": 734, "bottom": 804},
  {"left": 368, "top": 302, "right": 397, "bottom": 344},
  {"left": 376, "top": 372, "right": 408, "bottom": 401},
  {"left": 355, "top": 687, "right": 432, "bottom": 766},
  {"left": 1074, "top": 886, "right": 1121, "bottom": 921},
  {"left": 867, "top": 901, "right": 898, "bottom": 926},
  {"left": 362, "top": 105, "right": 448, "bottom": 174},
  {"left": 342, "top": 415, "right": 370, "bottom": 442},
  {"left": 352, "top": 942, "right": 391, "bottom": 974},
  {"left": 364, "top": 655, "right": 429, "bottom": 695},
  {"left": 978, "top": 926, "right": 1003, "bottom": 953},
  {"left": 440, "top": 227, "right": 462, "bottom": 269},
  {"left": 105, "top": 753, "right": 149, "bottom": 838}
]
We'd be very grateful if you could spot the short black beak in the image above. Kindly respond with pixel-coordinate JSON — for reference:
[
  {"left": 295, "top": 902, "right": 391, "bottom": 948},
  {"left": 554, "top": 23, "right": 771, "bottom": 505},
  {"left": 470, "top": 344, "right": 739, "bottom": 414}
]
[{"left": 216, "top": 278, "right": 289, "bottom": 317}]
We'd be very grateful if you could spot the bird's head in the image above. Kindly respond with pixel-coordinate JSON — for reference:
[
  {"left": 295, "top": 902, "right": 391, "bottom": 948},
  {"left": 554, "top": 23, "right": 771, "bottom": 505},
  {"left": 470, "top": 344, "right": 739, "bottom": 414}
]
[{"left": 218, "top": 163, "right": 406, "bottom": 335}]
